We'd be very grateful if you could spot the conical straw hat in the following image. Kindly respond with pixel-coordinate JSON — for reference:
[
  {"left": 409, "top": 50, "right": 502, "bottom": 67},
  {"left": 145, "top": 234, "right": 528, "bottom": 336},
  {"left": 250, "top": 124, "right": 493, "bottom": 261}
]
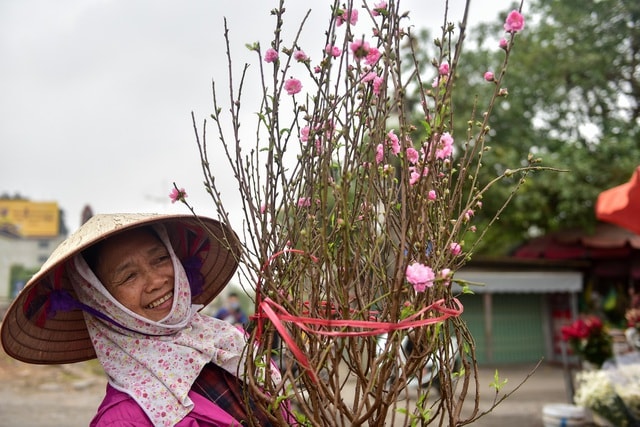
[{"left": 1, "top": 213, "right": 241, "bottom": 364}]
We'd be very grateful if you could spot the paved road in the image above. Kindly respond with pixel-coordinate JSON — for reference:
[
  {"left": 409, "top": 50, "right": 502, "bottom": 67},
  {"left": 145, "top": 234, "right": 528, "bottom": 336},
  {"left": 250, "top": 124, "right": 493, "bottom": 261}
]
[
  {"left": 0, "top": 348, "right": 580, "bottom": 426},
  {"left": 454, "top": 363, "right": 572, "bottom": 426},
  {"left": 0, "top": 357, "right": 105, "bottom": 427}
]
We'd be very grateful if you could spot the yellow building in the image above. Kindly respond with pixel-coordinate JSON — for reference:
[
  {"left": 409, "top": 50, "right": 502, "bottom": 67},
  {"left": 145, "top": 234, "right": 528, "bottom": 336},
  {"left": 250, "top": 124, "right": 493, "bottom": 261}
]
[
  {"left": 0, "top": 200, "right": 60, "bottom": 238},
  {"left": 0, "top": 201, "right": 66, "bottom": 313}
]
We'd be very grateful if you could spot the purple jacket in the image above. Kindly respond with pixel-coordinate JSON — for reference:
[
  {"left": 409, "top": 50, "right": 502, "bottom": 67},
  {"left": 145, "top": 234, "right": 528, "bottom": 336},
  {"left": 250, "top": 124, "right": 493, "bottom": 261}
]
[{"left": 90, "top": 384, "right": 242, "bottom": 426}]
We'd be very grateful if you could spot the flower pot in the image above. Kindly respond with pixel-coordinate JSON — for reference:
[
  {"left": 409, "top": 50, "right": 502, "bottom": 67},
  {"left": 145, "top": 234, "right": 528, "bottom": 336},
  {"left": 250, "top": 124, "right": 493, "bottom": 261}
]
[{"left": 542, "top": 403, "right": 586, "bottom": 427}]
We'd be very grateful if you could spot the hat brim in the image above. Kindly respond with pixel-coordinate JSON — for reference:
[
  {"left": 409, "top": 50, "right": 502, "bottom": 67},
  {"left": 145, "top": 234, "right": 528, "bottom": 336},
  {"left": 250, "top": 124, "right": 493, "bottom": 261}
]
[{"left": 1, "top": 213, "right": 241, "bottom": 365}]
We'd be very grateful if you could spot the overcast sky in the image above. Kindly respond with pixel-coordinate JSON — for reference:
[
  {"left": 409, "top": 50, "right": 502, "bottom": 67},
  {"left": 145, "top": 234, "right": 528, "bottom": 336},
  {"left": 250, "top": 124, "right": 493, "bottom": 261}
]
[{"left": 1, "top": 0, "right": 520, "bottom": 233}]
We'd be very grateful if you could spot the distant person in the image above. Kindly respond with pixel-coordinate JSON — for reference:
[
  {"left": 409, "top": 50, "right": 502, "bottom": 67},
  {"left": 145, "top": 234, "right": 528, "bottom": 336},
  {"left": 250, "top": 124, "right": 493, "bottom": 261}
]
[
  {"left": 1, "top": 213, "right": 284, "bottom": 426},
  {"left": 11, "top": 280, "right": 25, "bottom": 298},
  {"left": 214, "top": 292, "right": 249, "bottom": 327}
]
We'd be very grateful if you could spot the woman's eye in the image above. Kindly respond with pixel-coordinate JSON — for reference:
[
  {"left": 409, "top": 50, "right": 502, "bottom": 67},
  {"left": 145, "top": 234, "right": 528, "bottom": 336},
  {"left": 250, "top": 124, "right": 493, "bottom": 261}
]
[
  {"left": 122, "top": 273, "right": 136, "bottom": 283},
  {"left": 111, "top": 272, "right": 135, "bottom": 287},
  {"left": 156, "top": 254, "right": 171, "bottom": 264}
]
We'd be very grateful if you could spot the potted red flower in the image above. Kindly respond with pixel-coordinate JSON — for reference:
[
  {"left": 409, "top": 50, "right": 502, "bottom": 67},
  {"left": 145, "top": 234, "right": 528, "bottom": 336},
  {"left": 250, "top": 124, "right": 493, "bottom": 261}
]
[{"left": 561, "top": 315, "right": 613, "bottom": 368}]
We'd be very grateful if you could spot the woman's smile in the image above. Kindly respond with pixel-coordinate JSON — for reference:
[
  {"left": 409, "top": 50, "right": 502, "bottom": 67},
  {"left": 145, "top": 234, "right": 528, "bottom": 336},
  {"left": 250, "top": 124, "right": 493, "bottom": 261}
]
[{"left": 145, "top": 291, "right": 174, "bottom": 310}]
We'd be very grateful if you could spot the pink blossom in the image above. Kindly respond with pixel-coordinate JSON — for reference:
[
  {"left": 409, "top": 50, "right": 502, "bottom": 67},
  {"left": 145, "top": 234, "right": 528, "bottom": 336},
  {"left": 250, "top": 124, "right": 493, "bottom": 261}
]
[
  {"left": 297, "top": 197, "right": 311, "bottom": 207},
  {"left": 408, "top": 166, "right": 428, "bottom": 186},
  {"left": 409, "top": 169, "right": 421, "bottom": 186},
  {"left": 314, "top": 65, "right": 322, "bottom": 73},
  {"left": 450, "top": 242, "right": 462, "bottom": 256},
  {"left": 372, "top": 75, "right": 383, "bottom": 95},
  {"left": 325, "top": 44, "right": 342, "bottom": 58},
  {"left": 470, "top": 225, "right": 477, "bottom": 233},
  {"left": 375, "top": 143, "right": 384, "bottom": 164},
  {"left": 499, "top": 38, "right": 509, "bottom": 49},
  {"left": 350, "top": 40, "right": 370, "bottom": 61},
  {"left": 484, "top": 71, "right": 495, "bottom": 82},
  {"left": 428, "top": 190, "right": 436, "bottom": 200},
  {"left": 438, "top": 62, "right": 450, "bottom": 75},
  {"left": 464, "top": 209, "right": 475, "bottom": 221},
  {"left": 365, "top": 47, "right": 381, "bottom": 66},
  {"left": 436, "top": 132, "right": 454, "bottom": 159},
  {"left": 323, "top": 120, "right": 336, "bottom": 138},
  {"left": 264, "top": 48, "right": 279, "bottom": 63},
  {"left": 300, "top": 126, "right": 310, "bottom": 142},
  {"left": 169, "top": 187, "right": 187, "bottom": 204},
  {"left": 284, "top": 78, "right": 302, "bottom": 95},
  {"left": 387, "top": 130, "right": 400, "bottom": 155},
  {"left": 406, "top": 262, "right": 435, "bottom": 293},
  {"left": 293, "top": 50, "right": 309, "bottom": 62},
  {"left": 337, "top": 8, "right": 358, "bottom": 26},
  {"left": 372, "top": 1, "right": 387, "bottom": 16},
  {"left": 362, "top": 71, "right": 377, "bottom": 83},
  {"left": 439, "top": 268, "right": 452, "bottom": 286},
  {"left": 406, "top": 147, "right": 419, "bottom": 164},
  {"left": 260, "top": 204, "right": 267, "bottom": 214},
  {"left": 504, "top": 10, "right": 525, "bottom": 33}
]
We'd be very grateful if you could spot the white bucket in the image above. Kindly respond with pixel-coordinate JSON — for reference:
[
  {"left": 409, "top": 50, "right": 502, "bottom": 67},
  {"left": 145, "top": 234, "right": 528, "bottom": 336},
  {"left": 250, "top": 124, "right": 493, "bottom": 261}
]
[{"left": 542, "top": 403, "right": 586, "bottom": 427}]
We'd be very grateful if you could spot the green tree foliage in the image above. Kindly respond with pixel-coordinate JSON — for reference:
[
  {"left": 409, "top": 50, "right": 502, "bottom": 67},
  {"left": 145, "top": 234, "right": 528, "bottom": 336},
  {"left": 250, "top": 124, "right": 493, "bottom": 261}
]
[{"left": 415, "top": 0, "right": 640, "bottom": 254}]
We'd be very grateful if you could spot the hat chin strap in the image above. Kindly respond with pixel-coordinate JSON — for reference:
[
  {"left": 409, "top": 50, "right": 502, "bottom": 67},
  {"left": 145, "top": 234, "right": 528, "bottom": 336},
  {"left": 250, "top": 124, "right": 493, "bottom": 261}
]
[
  {"left": 46, "top": 248, "right": 205, "bottom": 334},
  {"left": 48, "top": 289, "right": 168, "bottom": 336},
  {"left": 181, "top": 255, "right": 205, "bottom": 297}
]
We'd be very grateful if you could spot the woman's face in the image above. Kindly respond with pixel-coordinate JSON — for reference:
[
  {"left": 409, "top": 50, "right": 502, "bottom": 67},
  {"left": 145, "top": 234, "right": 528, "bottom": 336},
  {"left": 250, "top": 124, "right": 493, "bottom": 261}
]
[{"left": 92, "top": 228, "right": 175, "bottom": 321}]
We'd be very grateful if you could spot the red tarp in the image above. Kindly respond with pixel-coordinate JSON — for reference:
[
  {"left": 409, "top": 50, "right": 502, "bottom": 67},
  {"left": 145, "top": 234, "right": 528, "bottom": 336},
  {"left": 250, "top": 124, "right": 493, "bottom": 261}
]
[
  {"left": 513, "top": 223, "right": 640, "bottom": 278},
  {"left": 595, "top": 166, "right": 640, "bottom": 235},
  {"left": 514, "top": 223, "right": 640, "bottom": 259}
]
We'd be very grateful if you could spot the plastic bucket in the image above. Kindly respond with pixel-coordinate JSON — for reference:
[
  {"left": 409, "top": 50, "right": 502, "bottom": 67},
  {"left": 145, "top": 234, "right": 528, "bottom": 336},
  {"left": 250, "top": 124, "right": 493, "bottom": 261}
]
[{"left": 542, "top": 403, "right": 586, "bottom": 427}]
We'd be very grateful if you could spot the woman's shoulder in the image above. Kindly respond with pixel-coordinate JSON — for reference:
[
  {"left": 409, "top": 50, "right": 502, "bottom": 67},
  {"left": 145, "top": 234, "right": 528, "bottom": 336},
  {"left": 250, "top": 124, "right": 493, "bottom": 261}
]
[
  {"left": 90, "top": 383, "right": 241, "bottom": 427},
  {"left": 90, "top": 384, "right": 151, "bottom": 426}
]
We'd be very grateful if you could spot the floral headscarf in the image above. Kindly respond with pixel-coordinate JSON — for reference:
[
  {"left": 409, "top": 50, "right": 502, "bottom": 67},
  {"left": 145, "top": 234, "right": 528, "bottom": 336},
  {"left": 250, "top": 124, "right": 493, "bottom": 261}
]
[{"left": 68, "top": 223, "right": 247, "bottom": 427}]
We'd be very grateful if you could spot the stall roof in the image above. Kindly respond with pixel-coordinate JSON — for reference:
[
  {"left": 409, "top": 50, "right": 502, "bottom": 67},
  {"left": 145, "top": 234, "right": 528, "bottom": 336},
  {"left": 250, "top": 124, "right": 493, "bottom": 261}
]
[
  {"left": 511, "top": 222, "right": 640, "bottom": 279},
  {"left": 513, "top": 222, "right": 640, "bottom": 259},
  {"left": 454, "top": 269, "right": 583, "bottom": 294}
]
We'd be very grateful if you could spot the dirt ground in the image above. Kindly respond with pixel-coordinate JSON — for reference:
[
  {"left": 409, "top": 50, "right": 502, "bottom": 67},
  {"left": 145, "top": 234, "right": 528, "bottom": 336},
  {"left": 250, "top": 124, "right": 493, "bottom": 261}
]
[
  {"left": 1, "top": 340, "right": 580, "bottom": 426},
  {"left": 0, "top": 348, "right": 106, "bottom": 427}
]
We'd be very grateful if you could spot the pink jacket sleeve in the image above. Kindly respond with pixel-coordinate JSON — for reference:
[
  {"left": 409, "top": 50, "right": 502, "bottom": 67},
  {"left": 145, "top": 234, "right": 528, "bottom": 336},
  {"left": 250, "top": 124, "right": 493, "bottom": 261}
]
[{"left": 90, "top": 384, "right": 242, "bottom": 427}]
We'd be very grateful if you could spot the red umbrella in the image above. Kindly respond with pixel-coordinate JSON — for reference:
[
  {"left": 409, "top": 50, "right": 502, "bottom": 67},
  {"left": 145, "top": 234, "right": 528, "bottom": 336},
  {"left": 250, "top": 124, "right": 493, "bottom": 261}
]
[{"left": 595, "top": 166, "right": 640, "bottom": 235}]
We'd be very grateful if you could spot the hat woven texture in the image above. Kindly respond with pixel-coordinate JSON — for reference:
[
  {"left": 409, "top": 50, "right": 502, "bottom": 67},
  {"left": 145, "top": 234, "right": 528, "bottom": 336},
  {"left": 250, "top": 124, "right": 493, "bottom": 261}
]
[{"left": 0, "top": 213, "right": 241, "bottom": 365}]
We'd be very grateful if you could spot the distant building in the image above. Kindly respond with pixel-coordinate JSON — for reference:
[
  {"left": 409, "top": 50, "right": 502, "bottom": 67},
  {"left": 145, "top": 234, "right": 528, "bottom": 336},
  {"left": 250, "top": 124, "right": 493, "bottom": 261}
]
[
  {"left": 455, "top": 257, "right": 586, "bottom": 365},
  {"left": 0, "top": 200, "right": 67, "bottom": 314}
]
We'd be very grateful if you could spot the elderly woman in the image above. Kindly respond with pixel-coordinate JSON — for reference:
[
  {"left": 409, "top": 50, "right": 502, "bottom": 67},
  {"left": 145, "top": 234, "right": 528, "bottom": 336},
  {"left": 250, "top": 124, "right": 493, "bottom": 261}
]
[{"left": 1, "top": 213, "right": 278, "bottom": 426}]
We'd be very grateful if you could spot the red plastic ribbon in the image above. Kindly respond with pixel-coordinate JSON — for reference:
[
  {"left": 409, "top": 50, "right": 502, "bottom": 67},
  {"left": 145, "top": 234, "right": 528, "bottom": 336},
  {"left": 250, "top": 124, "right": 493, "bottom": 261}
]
[
  {"left": 257, "top": 296, "right": 463, "bottom": 383},
  {"left": 251, "top": 249, "right": 464, "bottom": 383},
  {"left": 253, "top": 249, "right": 317, "bottom": 341}
]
